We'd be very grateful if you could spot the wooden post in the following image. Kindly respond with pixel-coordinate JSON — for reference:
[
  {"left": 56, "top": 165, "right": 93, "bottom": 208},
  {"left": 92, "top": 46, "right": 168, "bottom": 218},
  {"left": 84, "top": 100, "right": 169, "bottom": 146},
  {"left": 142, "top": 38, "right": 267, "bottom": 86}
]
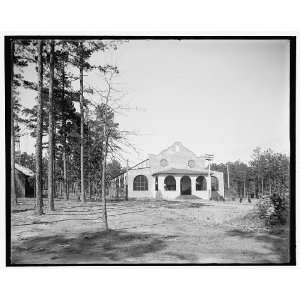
[
  {"left": 227, "top": 163, "right": 230, "bottom": 191},
  {"left": 205, "top": 154, "right": 214, "bottom": 200},
  {"left": 208, "top": 160, "right": 211, "bottom": 200},
  {"left": 125, "top": 160, "right": 129, "bottom": 201}
]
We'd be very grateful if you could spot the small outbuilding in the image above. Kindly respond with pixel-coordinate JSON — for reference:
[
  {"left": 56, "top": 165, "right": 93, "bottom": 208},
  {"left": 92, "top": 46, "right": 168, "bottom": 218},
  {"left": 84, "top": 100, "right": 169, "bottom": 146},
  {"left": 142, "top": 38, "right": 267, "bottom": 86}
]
[{"left": 15, "top": 163, "right": 35, "bottom": 198}]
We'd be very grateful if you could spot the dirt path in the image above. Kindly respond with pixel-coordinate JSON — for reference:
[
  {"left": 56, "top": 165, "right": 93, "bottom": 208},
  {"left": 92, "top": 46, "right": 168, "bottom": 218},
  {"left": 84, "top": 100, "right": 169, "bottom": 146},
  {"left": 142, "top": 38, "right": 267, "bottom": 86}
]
[{"left": 10, "top": 198, "right": 289, "bottom": 264}]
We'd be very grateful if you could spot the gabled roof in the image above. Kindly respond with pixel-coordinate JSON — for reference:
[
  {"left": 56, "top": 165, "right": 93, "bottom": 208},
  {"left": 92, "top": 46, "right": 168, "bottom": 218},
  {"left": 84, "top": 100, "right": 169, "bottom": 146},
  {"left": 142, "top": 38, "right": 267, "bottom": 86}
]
[
  {"left": 15, "top": 163, "right": 35, "bottom": 177},
  {"left": 158, "top": 141, "right": 197, "bottom": 157},
  {"left": 152, "top": 168, "right": 210, "bottom": 176}
]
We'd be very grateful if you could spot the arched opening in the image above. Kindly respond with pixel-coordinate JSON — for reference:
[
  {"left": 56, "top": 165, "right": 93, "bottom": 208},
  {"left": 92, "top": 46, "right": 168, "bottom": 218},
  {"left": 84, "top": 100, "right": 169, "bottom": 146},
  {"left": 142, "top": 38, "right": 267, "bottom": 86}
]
[
  {"left": 211, "top": 176, "right": 219, "bottom": 191},
  {"left": 164, "top": 175, "right": 176, "bottom": 191},
  {"left": 196, "top": 176, "right": 207, "bottom": 191},
  {"left": 133, "top": 175, "right": 148, "bottom": 191},
  {"left": 180, "top": 176, "right": 191, "bottom": 195}
]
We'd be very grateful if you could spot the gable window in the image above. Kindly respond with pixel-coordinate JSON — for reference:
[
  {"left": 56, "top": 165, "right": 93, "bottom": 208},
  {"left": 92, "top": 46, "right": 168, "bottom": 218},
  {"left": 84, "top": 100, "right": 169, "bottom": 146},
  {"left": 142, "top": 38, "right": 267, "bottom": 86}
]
[
  {"left": 188, "top": 160, "right": 195, "bottom": 168},
  {"left": 133, "top": 175, "right": 148, "bottom": 191},
  {"left": 160, "top": 159, "right": 168, "bottom": 167},
  {"left": 196, "top": 176, "right": 207, "bottom": 191},
  {"left": 164, "top": 175, "right": 176, "bottom": 191}
]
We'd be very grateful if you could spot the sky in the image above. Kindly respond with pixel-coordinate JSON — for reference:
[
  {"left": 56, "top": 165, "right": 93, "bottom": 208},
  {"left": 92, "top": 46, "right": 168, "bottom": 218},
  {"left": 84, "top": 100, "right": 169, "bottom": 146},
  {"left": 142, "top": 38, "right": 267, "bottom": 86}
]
[{"left": 18, "top": 39, "right": 290, "bottom": 166}]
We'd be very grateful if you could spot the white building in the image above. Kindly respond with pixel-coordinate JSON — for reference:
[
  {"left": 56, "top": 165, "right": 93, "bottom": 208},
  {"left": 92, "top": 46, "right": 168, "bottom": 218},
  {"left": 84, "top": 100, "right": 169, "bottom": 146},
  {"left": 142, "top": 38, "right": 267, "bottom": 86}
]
[{"left": 108, "top": 141, "right": 224, "bottom": 201}]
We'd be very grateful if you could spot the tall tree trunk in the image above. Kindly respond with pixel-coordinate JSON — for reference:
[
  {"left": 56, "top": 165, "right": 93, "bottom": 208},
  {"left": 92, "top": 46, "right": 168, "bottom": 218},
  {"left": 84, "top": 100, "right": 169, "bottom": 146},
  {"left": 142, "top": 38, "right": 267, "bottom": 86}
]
[
  {"left": 35, "top": 40, "right": 44, "bottom": 215},
  {"left": 88, "top": 170, "right": 91, "bottom": 201},
  {"left": 48, "top": 40, "right": 55, "bottom": 211},
  {"left": 88, "top": 129, "right": 91, "bottom": 202},
  {"left": 87, "top": 119, "right": 92, "bottom": 201},
  {"left": 101, "top": 104, "right": 108, "bottom": 230},
  {"left": 79, "top": 42, "right": 85, "bottom": 202},
  {"left": 63, "top": 139, "right": 68, "bottom": 200},
  {"left": 10, "top": 39, "right": 17, "bottom": 207},
  {"left": 226, "top": 163, "right": 230, "bottom": 191},
  {"left": 53, "top": 122, "right": 56, "bottom": 198},
  {"left": 125, "top": 160, "right": 129, "bottom": 201},
  {"left": 101, "top": 148, "right": 108, "bottom": 230},
  {"left": 53, "top": 85, "right": 57, "bottom": 199},
  {"left": 61, "top": 61, "right": 69, "bottom": 201},
  {"left": 255, "top": 177, "right": 259, "bottom": 198}
]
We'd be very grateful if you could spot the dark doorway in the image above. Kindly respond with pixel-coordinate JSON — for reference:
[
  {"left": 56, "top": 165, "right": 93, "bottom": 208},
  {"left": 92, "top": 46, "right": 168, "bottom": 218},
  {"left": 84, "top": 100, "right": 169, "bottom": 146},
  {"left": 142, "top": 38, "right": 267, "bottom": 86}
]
[
  {"left": 180, "top": 176, "right": 191, "bottom": 195},
  {"left": 25, "top": 176, "right": 35, "bottom": 197}
]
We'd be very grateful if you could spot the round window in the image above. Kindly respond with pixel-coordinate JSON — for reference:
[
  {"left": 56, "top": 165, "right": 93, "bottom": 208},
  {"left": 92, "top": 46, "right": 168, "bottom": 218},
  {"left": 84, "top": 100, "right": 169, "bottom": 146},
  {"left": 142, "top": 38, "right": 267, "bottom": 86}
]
[
  {"left": 160, "top": 159, "right": 168, "bottom": 167},
  {"left": 188, "top": 160, "right": 195, "bottom": 168}
]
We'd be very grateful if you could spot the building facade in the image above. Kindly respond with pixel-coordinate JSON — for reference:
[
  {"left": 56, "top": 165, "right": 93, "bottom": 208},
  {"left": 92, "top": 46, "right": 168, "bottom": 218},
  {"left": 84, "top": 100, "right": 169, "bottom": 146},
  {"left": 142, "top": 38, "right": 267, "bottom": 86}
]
[{"left": 109, "top": 142, "right": 224, "bottom": 201}]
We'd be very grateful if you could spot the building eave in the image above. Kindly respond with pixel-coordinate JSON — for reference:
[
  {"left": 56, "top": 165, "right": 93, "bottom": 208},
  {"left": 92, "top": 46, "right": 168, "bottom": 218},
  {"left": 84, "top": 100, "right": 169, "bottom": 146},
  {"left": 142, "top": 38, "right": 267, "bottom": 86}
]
[
  {"left": 152, "top": 168, "right": 211, "bottom": 176},
  {"left": 15, "top": 163, "right": 35, "bottom": 177}
]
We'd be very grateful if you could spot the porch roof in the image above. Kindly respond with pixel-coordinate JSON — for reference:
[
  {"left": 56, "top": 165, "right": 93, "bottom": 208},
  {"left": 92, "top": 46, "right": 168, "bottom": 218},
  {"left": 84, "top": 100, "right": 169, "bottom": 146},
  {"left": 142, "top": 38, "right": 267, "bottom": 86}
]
[{"left": 152, "top": 168, "right": 210, "bottom": 176}]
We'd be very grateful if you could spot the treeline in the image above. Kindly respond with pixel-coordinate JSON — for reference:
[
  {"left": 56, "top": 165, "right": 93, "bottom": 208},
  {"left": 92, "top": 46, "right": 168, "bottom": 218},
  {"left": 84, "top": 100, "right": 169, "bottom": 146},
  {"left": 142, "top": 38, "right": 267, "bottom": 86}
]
[
  {"left": 10, "top": 39, "right": 127, "bottom": 230},
  {"left": 211, "top": 147, "right": 290, "bottom": 199}
]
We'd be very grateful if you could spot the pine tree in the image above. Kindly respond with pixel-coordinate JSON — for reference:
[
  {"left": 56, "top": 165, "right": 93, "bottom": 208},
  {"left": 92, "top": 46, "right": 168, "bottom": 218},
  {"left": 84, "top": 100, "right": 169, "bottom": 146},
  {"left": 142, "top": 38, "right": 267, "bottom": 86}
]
[
  {"left": 35, "top": 40, "right": 44, "bottom": 215},
  {"left": 68, "top": 40, "right": 113, "bottom": 203},
  {"left": 60, "top": 46, "right": 68, "bottom": 201},
  {"left": 79, "top": 41, "right": 85, "bottom": 202},
  {"left": 10, "top": 39, "right": 17, "bottom": 207},
  {"left": 48, "top": 40, "right": 55, "bottom": 211},
  {"left": 101, "top": 101, "right": 109, "bottom": 230}
]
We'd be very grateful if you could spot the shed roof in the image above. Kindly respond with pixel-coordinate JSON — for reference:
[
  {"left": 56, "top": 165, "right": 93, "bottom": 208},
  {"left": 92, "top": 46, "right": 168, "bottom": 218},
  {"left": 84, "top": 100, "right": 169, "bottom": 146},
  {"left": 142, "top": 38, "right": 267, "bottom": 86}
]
[{"left": 15, "top": 163, "right": 35, "bottom": 177}]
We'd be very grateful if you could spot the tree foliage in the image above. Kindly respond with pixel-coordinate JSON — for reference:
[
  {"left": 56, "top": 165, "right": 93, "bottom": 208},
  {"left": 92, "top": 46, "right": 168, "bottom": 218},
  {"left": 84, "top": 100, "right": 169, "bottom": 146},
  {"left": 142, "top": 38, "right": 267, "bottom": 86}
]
[
  {"left": 11, "top": 38, "right": 126, "bottom": 222},
  {"left": 212, "top": 148, "right": 290, "bottom": 200}
]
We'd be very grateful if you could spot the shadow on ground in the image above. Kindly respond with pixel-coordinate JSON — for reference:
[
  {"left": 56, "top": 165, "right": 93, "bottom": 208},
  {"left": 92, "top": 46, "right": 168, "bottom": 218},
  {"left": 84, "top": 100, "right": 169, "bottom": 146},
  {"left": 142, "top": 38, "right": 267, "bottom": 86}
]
[
  {"left": 158, "top": 200, "right": 212, "bottom": 209},
  {"left": 12, "top": 208, "right": 35, "bottom": 213},
  {"left": 11, "top": 230, "right": 178, "bottom": 264},
  {"left": 226, "top": 228, "right": 289, "bottom": 263}
]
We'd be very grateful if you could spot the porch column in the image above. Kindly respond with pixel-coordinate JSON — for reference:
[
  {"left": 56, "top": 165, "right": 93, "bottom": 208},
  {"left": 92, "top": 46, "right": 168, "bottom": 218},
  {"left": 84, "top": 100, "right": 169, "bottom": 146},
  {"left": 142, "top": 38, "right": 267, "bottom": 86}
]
[
  {"left": 191, "top": 176, "right": 196, "bottom": 195},
  {"left": 157, "top": 175, "right": 165, "bottom": 199},
  {"left": 175, "top": 176, "right": 181, "bottom": 195},
  {"left": 206, "top": 175, "right": 211, "bottom": 200}
]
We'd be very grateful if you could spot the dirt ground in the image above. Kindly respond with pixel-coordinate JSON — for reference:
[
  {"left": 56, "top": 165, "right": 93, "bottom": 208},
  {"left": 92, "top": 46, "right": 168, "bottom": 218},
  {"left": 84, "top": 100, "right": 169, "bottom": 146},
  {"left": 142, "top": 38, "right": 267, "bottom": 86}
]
[{"left": 10, "top": 197, "right": 290, "bottom": 264}]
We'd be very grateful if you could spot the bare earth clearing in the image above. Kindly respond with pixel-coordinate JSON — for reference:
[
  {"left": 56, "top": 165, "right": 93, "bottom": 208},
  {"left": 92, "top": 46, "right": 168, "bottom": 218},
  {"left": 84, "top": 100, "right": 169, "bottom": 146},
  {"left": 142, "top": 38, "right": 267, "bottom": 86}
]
[{"left": 10, "top": 198, "right": 289, "bottom": 264}]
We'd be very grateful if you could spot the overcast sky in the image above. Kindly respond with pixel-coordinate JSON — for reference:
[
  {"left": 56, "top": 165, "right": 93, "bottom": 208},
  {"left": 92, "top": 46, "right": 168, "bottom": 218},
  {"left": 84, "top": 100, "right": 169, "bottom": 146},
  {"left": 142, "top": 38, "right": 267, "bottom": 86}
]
[{"left": 18, "top": 39, "right": 290, "bottom": 166}]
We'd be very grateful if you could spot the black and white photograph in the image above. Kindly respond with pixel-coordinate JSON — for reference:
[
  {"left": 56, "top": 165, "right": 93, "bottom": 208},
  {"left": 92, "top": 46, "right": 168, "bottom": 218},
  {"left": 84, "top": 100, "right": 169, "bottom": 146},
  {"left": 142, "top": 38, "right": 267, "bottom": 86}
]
[{"left": 5, "top": 36, "right": 295, "bottom": 265}]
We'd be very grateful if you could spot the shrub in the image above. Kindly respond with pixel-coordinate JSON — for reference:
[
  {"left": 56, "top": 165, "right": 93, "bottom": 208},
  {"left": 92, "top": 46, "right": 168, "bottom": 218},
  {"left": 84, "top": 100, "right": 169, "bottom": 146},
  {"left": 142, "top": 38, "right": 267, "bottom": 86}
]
[
  {"left": 256, "top": 194, "right": 288, "bottom": 226},
  {"left": 211, "top": 191, "right": 225, "bottom": 201}
]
